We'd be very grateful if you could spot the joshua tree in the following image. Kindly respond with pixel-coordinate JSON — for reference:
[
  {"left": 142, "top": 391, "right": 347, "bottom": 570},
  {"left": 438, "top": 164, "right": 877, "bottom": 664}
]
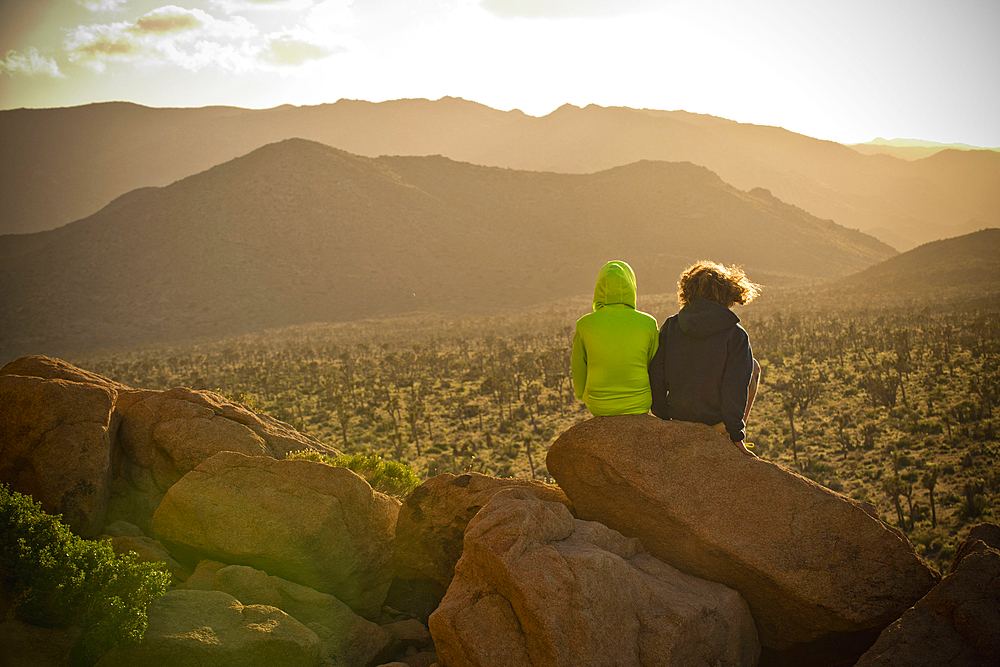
[
  {"left": 771, "top": 367, "right": 821, "bottom": 467},
  {"left": 921, "top": 467, "right": 939, "bottom": 528},
  {"left": 882, "top": 477, "right": 906, "bottom": 529}
]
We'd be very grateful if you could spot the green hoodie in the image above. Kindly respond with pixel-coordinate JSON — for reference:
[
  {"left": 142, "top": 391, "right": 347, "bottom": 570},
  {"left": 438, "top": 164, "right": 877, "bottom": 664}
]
[{"left": 572, "top": 261, "right": 659, "bottom": 416}]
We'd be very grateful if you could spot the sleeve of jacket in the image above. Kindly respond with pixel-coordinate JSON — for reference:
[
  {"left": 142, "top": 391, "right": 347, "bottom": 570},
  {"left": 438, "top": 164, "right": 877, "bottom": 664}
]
[
  {"left": 571, "top": 325, "right": 587, "bottom": 400},
  {"left": 648, "top": 326, "right": 669, "bottom": 419},
  {"left": 721, "top": 327, "right": 753, "bottom": 442}
]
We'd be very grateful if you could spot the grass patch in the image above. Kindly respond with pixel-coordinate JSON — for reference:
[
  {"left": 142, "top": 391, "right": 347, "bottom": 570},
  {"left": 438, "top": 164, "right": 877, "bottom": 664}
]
[{"left": 288, "top": 450, "right": 420, "bottom": 499}]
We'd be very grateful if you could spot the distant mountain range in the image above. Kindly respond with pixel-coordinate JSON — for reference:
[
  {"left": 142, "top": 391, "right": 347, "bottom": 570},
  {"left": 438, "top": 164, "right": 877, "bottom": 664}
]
[
  {"left": 848, "top": 137, "right": 1000, "bottom": 161},
  {"left": 2, "top": 98, "right": 997, "bottom": 250},
  {"left": 0, "top": 140, "right": 894, "bottom": 362}
]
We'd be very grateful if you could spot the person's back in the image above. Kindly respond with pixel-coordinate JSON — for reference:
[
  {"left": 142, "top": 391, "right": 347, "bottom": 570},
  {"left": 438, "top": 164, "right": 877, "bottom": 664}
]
[
  {"left": 649, "top": 261, "right": 760, "bottom": 455},
  {"left": 572, "top": 261, "right": 659, "bottom": 416}
]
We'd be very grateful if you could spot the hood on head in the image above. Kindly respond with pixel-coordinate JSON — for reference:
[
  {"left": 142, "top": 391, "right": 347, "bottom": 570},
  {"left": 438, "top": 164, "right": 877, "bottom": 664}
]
[
  {"left": 678, "top": 296, "right": 739, "bottom": 338},
  {"left": 593, "top": 260, "right": 637, "bottom": 311}
]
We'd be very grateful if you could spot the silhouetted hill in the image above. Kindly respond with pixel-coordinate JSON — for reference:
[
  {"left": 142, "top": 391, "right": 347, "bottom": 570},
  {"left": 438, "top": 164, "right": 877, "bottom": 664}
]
[
  {"left": 0, "top": 140, "right": 893, "bottom": 361},
  {"left": 836, "top": 228, "right": 1000, "bottom": 297},
  {"left": 2, "top": 99, "right": 997, "bottom": 250}
]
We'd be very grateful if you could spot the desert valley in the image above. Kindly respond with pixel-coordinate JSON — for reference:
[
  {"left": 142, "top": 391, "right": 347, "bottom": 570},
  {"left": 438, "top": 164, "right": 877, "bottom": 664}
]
[{"left": 2, "top": 97, "right": 999, "bottom": 667}]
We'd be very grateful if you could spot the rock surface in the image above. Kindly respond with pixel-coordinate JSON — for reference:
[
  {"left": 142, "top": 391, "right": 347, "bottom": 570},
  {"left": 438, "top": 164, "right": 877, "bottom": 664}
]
[
  {"left": 429, "top": 488, "right": 759, "bottom": 667},
  {"left": 0, "top": 355, "right": 337, "bottom": 535},
  {"left": 391, "top": 472, "right": 573, "bottom": 617},
  {"left": 269, "top": 576, "right": 397, "bottom": 667},
  {"left": 546, "top": 415, "right": 940, "bottom": 654},
  {"left": 94, "top": 589, "right": 321, "bottom": 667},
  {"left": 152, "top": 451, "right": 399, "bottom": 619},
  {"left": 111, "top": 386, "right": 337, "bottom": 531},
  {"left": 855, "top": 524, "right": 1000, "bottom": 667},
  {"left": 209, "top": 563, "right": 398, "bottom": 667},
  {"left": 0, "top": 373, "right": 116, "bottom": 537},
  {"left": 104, "top": 534, "right": 190, "bottom": 582}
]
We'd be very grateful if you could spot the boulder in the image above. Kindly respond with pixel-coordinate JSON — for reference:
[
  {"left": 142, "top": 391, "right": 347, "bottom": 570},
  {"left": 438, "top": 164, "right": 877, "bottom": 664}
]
[
  {"left": 269, "top": 576, "right": 397, "bottom": 667},
  {"left": 152, "top": 451, "right": 399, "bottom": 619},
  {"left": 94, "top": 589, "right": 321, "bottom": 667},
  {"left": 0, "top": 373, "right": 116, "bottom": 536},
  {"left": 0, "top": 355, "right": 338, "bottom": 535},
  {"left": 182, "top": 559, "right": 227, "bottom": 590},
  {"left": 104, "top": 534, "right": 190, "bottom": 582},
  {"left": 950, "top": 522, "right": 1000, "bottom": 573},
  {"left": 429, "top": 488, "right": 759, "bottom": 667},
  {"left": 209, "top": 563, "right": 397, "bottom": 667},
  {"left": 855, "top": 534, "right": 1000, "bottom": 667},
  {"left": 111, "top": 386, "right": 338, "bottom": 531},
  {"left": 546, "top": 415, "right": 940, "bottom": 658},
  {"left": 213, "top": 565, "right": 283, "bottom": 608},
  {"left": 389, "top": 472, "right": 572, "bottom": 618}
]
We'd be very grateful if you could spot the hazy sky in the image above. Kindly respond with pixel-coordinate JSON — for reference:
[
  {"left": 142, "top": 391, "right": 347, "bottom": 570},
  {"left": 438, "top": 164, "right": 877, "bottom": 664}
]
[{"left": 1, "top": 0, "right": 998, "bottom": 146}]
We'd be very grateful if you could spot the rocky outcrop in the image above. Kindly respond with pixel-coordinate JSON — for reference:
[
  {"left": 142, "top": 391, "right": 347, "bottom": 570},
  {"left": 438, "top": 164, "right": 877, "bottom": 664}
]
[
  {"left": 429, "top": 488, "right": 760, "bottom": 667},
  {"left": 0, "top": 373, "right": 116, "bottom": 537},
  {"left": 546, "top": 415, "right": 940, "bottom": 659},
  {"left": 269, "top": 575, "right": 398, "bottom": 667},
  {"left": 855, "top": 523, "right": 1000, "bottom": 667},
  {"left": 390, "top": 472, "right": 572, "bottom": 618},
  {"left": 94, "top": 589, "right": 321, "bottom": 667},
  {"left": 110, "top": 385, "right": 338, "bottom": 531},
  {"left": 210, "top": 564, "right": 399, "bottom": 667},
  {"left": 0, "top": 356, "right": 337, "bottom": 534},
  {"left": 152, "top": 451, "right": 399, "bottom": 619}
]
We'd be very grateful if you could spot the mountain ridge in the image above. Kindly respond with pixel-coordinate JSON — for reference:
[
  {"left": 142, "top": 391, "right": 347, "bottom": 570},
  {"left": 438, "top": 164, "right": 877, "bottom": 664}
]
[
  {"left": 2, "top": 98, "right": 997, "bottom": 250},
  {"left": 0, "top": 139, "right": 894, "bottom": 362}
]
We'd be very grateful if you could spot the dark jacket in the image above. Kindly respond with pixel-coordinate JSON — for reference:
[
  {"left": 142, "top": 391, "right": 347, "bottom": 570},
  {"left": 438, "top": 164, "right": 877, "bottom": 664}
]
[{"left": 648, "top": 296, "right": 753, "bottom": 441}]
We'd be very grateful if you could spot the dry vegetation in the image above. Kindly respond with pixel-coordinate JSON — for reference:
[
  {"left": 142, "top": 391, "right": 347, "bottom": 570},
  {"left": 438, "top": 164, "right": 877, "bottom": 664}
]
[{"left": 76, "top": 292, "right": 999, "bottom": 573}]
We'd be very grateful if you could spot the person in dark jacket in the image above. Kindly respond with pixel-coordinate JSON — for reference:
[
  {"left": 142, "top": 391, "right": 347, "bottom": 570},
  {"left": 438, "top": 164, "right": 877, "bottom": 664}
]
[{"left": 649, "top": 260, "right": 761, "bottom": 456}]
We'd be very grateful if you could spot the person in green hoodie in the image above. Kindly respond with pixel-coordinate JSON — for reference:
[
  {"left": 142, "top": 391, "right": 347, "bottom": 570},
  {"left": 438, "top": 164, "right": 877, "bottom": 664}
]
[{"left": 572, "top": 260, "right": 659, "bottom": 416}]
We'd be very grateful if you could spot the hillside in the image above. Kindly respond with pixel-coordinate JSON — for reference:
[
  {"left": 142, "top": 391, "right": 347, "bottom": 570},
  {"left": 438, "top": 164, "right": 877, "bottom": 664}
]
[
  {"left": 836, "top": 228, "right": 1000, "bottom": 297},
  {"left": 1, "top": 99, "right": 997, "bottom": 250},
  {"left": 0, "top": 139, "right": 893, "bottom": 362}
]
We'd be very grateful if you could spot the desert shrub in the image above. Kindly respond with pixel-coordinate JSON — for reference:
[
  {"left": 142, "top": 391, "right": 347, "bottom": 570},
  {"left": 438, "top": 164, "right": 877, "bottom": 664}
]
[
  {"left": 0, "top": 484, "right": 169, "bottom": 666},
  {"left": 288, "top": 450, "right": 420, "bottom": 499}
]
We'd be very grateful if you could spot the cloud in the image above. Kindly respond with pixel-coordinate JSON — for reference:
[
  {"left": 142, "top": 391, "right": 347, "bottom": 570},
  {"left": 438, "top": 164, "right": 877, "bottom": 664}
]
[
  {"left": 479, "top": 0, "right": 661, "bottom": 19},
  {"left": 263, "top": 34, "right": 344, "bottom": 65},
  {"left": 65, "top": 6, "right": 259, "bottom": 73},
  {"left": 0, "top": 47, "right": 65, "bottom": 78},
  {"left": 78, "top": 0, "right": 129, "bottom": 12},
  {"left": 133, "top": 8, "right": 203, "bottom": 34}
]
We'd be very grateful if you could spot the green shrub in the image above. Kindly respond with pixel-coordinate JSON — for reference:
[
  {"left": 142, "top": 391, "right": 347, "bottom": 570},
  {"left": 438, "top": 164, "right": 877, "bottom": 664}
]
[
  {"left": 288, "top": 450, "right": 420, "bottom": 499},
  {"left": 0, "top": 484, "right": 169, "bottom": 666}
]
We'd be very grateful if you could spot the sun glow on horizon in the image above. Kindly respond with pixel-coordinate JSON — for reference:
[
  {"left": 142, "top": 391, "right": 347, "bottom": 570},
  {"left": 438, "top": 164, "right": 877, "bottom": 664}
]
[{"left": 1, "top": 0, "right": 998, "bottom": 147}]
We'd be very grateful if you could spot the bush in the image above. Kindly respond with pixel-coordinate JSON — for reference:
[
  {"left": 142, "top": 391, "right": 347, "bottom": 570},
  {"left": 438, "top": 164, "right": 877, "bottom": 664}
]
[
  {"left": 288, "top": 450, "right": 420, "bottom": 499},
  {"left": 0, "top": 484, "right": 169, "bottom": 666}
]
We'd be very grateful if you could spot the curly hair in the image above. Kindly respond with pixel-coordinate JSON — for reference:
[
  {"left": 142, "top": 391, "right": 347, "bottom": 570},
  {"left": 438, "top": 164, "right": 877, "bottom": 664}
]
[{"left": 677, "top": 261, "right": 761, "bottom": 309}]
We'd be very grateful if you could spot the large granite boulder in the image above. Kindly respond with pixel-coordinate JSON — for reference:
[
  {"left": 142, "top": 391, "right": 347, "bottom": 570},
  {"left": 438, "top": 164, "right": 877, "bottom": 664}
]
[
  {"left": 111, "top": 386, "right": 337, "bottom": 531},
  {"left": 546, "top": 415, "right": 940, "bottom": 661},
  {"left": 0, "top": 355, "right": 338, "bottom": 535},
  {"left": 94, "top": 589, "right": 321, "bottom": 667},
  {"left": 855, "top": 523, "right": 1000, "bottom": 667},
  {"left": 0, "top": 373, "right": 116, "bottom": 536},
  {"left": 429, "top": 488, "right": 760, "bottom": 667},
  {"left": 152, "top": 451, "right": 399, "bottom": 619},
  {"left": 390, "top": 472, "right": 573, "bottom": 617}
]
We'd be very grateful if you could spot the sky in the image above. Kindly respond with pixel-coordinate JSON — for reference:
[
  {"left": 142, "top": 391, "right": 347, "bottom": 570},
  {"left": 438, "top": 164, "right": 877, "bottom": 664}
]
[{"left": 1, "top": 0, "right": 998, "bottom": 147}]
